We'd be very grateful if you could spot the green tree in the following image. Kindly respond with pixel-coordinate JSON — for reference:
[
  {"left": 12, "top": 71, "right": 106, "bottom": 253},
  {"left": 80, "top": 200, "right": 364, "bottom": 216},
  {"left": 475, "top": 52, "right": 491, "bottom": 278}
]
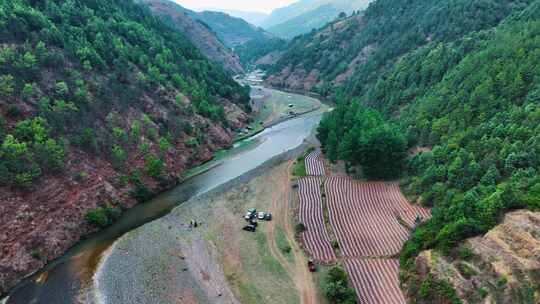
[
  {"left": 55, "top": 81, "right": 69, "bottom": 97},
  {"left": 111, "top": 145, "right": 127, "bottom": 169},
  {"left": 0, "top": 74, "right": 15, "bottom": 96},
  {"left": 323, "top": 266, "right": 357, "bottom": 304},
  {"left": 144, "top": 154, "right": 164, "bottom": 178}
]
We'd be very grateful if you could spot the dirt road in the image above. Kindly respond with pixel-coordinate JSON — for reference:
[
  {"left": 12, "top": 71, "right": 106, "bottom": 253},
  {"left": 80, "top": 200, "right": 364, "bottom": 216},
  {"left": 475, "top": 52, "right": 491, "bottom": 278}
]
[{"left": 266, "top": 161, "right": 317, "bottom": 304}]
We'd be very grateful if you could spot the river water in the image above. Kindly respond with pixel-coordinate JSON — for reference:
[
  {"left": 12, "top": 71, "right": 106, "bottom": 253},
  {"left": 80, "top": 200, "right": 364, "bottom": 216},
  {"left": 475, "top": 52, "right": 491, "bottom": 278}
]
[{"left": 5, "top": 108, "right": 323, "bottom": 304}]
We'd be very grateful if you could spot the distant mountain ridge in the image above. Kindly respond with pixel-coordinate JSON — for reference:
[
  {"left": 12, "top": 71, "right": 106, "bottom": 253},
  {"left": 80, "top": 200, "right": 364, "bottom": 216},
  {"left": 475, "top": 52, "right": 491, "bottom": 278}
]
[
  {"left": 143, "top": 1, "right": 280, "bottom": 67},
  {"left": 142, "top": 0, "right": 244, "bottom": 73},
  {"left": 262, "top": 0, "right": 372, "bottom": 38},
  {"left": 194, "top": 10, "right": 273, "bottom": 47},
  {"left": 198, "top": 8, "right": 268, "bottom": 26}
]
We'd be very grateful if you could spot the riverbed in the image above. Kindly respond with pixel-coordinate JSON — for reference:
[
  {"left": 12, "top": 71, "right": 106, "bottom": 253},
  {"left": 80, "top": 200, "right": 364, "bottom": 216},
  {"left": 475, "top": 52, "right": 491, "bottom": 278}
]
[{"left": 5, "top": 93, "right": 324, "bottom": 304}]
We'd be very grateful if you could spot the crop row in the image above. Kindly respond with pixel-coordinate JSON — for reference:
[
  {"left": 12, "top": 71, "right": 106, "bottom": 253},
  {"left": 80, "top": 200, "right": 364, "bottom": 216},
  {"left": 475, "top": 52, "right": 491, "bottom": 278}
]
[
  {"left": 298, "top": 177, "right": 335, "bottom": 261},
  {"left": 325, "top": 178, "right": 412, "bottom": 257},
  {"left": 344, "top": 258, "right": 406, "bottom": 304},
  {"left": 305, "top": 150, "right": 325, "bottom": 176}
]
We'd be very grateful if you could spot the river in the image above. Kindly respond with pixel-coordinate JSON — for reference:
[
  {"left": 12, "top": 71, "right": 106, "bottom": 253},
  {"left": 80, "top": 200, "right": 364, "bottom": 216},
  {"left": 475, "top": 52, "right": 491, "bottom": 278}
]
[{"left": 5, "top": 98, "right": 323, "bottom": 304}]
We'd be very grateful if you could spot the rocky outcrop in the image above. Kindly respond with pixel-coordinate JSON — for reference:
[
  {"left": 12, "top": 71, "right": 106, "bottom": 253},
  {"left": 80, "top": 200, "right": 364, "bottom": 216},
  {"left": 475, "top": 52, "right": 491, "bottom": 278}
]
[
  {"left": 143, "top": 0, "right": 244, "bottom": 74},
  {"left": 408, "top": 210, "right": 540, "bottom": 304}
]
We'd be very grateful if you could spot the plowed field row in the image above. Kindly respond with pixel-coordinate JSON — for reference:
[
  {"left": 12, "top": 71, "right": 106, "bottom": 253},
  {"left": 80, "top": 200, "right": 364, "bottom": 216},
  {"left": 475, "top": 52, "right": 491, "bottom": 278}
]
[
  {"left": 325, "top": 178, "right": 431, "bottom": 257},
  {"left": 325, "top": 178, "right": 409, "bottom": 257},
  {"left": 344, "top": 258, "right": 406, "bottom": 304},
  {"left": 305, "top": 150, "right": 325, "bottom": 176},
  {"left": 297, "top": 151, "right": 430, "bottom": 304},
  {"left": 298, "top": 177, "right": 336, "bottom": 261}
]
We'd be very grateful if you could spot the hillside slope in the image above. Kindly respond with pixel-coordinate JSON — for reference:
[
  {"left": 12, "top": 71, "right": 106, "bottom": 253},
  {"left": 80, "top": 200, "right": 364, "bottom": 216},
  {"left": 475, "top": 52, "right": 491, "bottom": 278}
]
[
  {"left": 265, "top": 0, "right": 371, "bottom": 39},
  {"left": 267, "top": 0, "right": 531, "bottom": 94},
  {"left": 261, "top": 0, "right": 370, "bottom": 31},
  {"left": 141, "top": 0, "right": 244, "bottom": 73},
  {"left": 157, "top": 3, "right": 281, "bottom": 65},
  {"left": 215, "top": 9, "right": 268, "bottom": 27},
  {"left": 411, "top": 210, "right": 540, "bottom": 303},
  {"left": 194, "top": 11, "right": 273, "bottom": 48},
  {"left": 0, "top": 0, "right": 250, "bottom": 296},
  {"left": 272, "top": 0, "right": 540, "bottom": 302}
]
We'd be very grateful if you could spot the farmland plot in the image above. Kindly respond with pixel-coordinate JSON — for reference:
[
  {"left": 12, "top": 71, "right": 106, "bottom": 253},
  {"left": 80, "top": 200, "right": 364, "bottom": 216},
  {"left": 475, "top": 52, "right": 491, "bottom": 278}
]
[
  {"left": 305, "top": 150, "right": 325, "bottom": 176},
  {"left": 325, "top": 178, "right": 430, "bottom": 257},
  {"left": 382, "top": 183, "right": 431, "bottom": 227},
  {"left": 298, "top": 177, "right": 336, "bottom": 261},
  {"left": 344, "top": 258, "right": 406, "bottom": 304},
  {"left": 325, "top": 178, "right": 409, "bottom": 257}
]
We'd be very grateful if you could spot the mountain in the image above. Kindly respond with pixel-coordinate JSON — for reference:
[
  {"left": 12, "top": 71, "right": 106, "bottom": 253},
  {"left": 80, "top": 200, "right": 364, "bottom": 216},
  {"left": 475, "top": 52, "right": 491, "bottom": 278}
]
[
  {"left": 261, "top": 0, "right": 372, "bottom": 38},
  {"left": 194, "top": 11, "right": 273, "bottom": 48},
  {"left": 0, "top": 0, "right": 250, "bottom": 296},
  {"left": 141, "top": 0, "right": 244, "bottom": 73},
  {"left": 266, "top": 13, "right": 365, "bottom": 91},
  {"left": 205, "top": 9, "right": 269, "bottom": 26},
  {"left": 267, "top": 0, "right": 533, "bottom": 94},
  {"left": 267, "top": 0, "right": 540, "bottom": 302},
  {"left": 142, "top": 1, "right": 281, "bottom": 68}
]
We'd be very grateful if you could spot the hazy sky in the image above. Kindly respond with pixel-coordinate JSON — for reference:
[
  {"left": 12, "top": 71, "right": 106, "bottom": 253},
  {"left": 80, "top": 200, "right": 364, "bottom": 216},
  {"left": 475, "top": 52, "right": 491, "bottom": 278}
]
[{"left": 173, "top": 0, "right": 297, "bottom": 13}]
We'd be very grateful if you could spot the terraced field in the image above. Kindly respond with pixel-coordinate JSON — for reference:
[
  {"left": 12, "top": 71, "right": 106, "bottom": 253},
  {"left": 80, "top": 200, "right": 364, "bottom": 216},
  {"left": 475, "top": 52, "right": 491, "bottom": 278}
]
[
  {"left": 325, "top": 178, "right": 426, "bottom": 257},
  {"left": 344, "top": 258, "right": 406, "bottom": 304},
  {"left": 298, "top": 177, "right": 335, "bottom": 261},
  {"left": 299, "top": 150, "right": 431, "bottom": 303}
]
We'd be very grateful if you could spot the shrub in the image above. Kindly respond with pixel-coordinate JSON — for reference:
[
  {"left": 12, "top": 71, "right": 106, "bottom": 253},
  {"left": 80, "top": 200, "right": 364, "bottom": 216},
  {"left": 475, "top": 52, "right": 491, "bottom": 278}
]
[
  {"left": 111, "top": 145, "right": 127, "bottom": 169},
  {"left": 85, "top": 203, "right": 122, "bottom": 228},
  {"left": 131, "top": 184, "right": 153, "bottom": 202},
  {"left": 323, "top": 266, "right": 357, "bottom": 304},
  {"left": 457, "top": 246, "right": 474, "bottom": 260},
  {"left": 144, "top": 154, "right": 164, "bottom": 178},
  {"left": 295, "top": 222, "right": 306, "bottom": 235}
]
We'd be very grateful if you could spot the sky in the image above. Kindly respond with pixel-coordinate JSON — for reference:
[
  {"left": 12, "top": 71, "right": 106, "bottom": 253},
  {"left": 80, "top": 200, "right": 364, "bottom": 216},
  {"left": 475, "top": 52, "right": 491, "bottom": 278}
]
[{"left": 173, "top": 0, "right": 297, "bottom": 13}]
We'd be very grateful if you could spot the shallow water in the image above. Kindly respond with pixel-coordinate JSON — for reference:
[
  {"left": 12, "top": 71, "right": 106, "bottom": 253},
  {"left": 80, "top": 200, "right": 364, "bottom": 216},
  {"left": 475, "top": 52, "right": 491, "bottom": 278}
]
[{"left": 6, "top": 110, "right": 322, "bottom": 304}]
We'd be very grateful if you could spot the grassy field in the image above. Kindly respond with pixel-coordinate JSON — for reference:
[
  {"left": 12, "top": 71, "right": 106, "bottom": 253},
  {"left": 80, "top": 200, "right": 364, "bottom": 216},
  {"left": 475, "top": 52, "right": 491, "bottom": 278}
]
[
  {"left": 292, "top": 147, "right": 316, "bottom": 177},
  {"left": 275, "top": 226, "right": 294, "bottom": 263},
  {"left": 173, "top": 162, "right": 301, "bottom": 304}
]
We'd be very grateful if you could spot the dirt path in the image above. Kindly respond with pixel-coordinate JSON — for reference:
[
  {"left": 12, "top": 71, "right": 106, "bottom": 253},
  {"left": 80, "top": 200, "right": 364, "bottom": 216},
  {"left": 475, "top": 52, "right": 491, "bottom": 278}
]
[{"left": 266, "top": 161, "right": 317, "bottom": 304}]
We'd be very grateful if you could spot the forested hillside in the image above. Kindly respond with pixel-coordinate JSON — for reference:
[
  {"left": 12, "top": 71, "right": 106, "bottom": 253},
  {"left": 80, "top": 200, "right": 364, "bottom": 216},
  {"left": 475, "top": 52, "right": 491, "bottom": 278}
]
[
  {"left": 298, "top": 0, "right": 540, "bottom": 302},
  {"left": 141, "top": 0, "right": 244, "bottom": 73},
  {"left": 0, "top": 0, "right": 250, "bottom": 295},
  {"left": 153, "top": 2, "right": 281, "bottom": 66},
  {"left": 192, "top": 11, "right": 273, "bottom": 48},
  {"left": 267, "top": 0, "right": 532, "bottom": 95}
]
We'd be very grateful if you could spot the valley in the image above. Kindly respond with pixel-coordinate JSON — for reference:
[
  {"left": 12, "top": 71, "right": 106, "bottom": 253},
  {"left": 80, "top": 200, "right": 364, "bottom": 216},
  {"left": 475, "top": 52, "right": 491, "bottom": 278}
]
[
  {"left": 1, "top": 0, "right": 540, "bottom": 303},
  {"left": 3, "top": 74, "right": 326, "bottom": 303}
]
